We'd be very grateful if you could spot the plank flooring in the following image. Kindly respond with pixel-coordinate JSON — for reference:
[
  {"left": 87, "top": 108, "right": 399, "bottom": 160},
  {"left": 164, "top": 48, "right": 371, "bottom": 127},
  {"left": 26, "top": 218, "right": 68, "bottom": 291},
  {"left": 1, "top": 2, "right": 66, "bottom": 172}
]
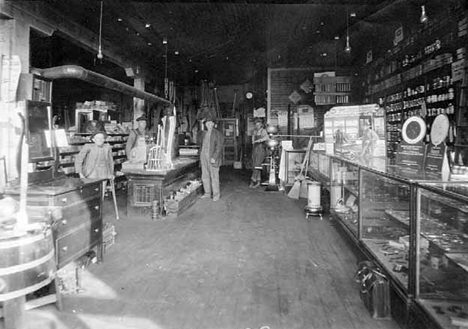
[{"left": 7, "top": 167, "right": 402, "bottom": 329}]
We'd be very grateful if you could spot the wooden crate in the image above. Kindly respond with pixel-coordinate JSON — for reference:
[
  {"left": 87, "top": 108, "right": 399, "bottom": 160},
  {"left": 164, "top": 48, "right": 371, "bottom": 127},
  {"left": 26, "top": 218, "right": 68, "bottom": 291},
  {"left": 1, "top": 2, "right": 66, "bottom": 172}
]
[
  {"left": 102, "top": 222, "right": 116, "bottom": 252},
  {"left": 164, "top": 184, "right": 203, "bottom": 218}
]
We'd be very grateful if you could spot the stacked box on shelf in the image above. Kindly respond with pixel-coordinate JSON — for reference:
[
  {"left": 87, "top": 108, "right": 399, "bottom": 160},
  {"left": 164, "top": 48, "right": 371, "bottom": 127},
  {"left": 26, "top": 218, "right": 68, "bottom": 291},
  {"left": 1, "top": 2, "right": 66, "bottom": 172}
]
[{"left": 314, "top": 75, "right": 352, "bottom": 105}]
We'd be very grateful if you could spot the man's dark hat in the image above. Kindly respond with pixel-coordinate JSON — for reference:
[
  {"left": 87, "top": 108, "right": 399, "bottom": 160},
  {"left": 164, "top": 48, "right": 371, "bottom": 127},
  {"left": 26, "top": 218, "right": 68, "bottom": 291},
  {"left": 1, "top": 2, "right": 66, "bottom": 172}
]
[
  {"left": 136, "top": 114, "right": 147, "bottom": 121},
  {"left": 90, "top": 130, "right": 107, "bottom": 140},
  {"left": 253, "top": 117, "right": 264, "bottom": 124},
  {"left": 204, "top": 115, "right": 217, "bottom": 123}
]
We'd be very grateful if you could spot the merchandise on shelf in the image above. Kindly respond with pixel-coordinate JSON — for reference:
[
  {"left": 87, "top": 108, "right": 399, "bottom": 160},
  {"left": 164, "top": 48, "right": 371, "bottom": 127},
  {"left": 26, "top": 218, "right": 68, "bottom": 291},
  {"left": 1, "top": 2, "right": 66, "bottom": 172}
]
[{"left": 58, "top": 132, "right": 129, "bottom": 176}]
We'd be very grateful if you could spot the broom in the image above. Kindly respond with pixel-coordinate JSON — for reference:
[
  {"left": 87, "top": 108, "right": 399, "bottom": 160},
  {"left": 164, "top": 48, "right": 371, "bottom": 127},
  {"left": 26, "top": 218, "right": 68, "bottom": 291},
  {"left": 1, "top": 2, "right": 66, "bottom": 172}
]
[
  {"left": 299, "top": 137, "right": 314, "bottom": 198},
  {"left": 299, "top": 155, "right": 310, "bottom": 199},
  {"left": 288, "top": 136, "right": 313, "bottom": 199}
]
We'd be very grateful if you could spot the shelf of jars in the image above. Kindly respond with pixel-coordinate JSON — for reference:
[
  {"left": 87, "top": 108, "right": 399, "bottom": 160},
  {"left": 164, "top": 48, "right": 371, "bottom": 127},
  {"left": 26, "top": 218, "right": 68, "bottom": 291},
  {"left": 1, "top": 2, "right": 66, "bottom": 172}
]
[
  {"left": 368, "top": 9, "right": 457, "bottom": 83},
  {"left": 379, "top": 56, "right": 459, "bottom": 163},
  {"left": 364, "top": 6, "right": 458, "bottom": 102}
]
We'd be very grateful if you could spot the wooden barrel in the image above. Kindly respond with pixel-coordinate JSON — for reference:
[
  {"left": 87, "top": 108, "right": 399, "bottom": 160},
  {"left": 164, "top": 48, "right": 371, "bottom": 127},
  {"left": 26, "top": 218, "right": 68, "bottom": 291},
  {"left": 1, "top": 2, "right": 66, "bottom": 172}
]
[{"left": 0, "top": 227, "right": 55, "bottom": 302}]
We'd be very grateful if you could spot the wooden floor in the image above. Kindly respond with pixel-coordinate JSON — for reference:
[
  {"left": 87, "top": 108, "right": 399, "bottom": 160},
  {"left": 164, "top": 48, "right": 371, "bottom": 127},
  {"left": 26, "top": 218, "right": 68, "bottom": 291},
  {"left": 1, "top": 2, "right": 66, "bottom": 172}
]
[{"left": 12, "top": 167, "right": 402, "bottom": 329}]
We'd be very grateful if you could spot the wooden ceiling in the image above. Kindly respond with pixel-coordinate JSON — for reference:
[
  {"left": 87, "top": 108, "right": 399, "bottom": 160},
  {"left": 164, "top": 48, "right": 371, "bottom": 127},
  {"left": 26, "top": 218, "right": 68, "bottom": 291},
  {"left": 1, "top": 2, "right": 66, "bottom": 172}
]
[{"left": 34, "top": 0, "right": 454, "bottom": 85}]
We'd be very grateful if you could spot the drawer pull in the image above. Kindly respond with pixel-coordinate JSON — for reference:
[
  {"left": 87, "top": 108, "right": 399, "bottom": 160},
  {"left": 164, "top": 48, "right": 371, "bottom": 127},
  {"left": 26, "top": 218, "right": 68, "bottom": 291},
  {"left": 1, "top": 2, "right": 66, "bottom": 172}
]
[
  {"left": 94, "top": 228, "right": 100, "bottom": 233},
  {"left": 62, "top": 246, "right": 68, "bottom": 252},
  {"left": 94, "top": 205, "right": 99, "bottom": 210},
  {"left": 61, "top": 219, "right": 67, "bottom": 225},
  {"left": 94, "top": 187, "right": 99, "bottom": 192},
  {"left": 61, "top": 197, "right": 67, "bottom": 203}
]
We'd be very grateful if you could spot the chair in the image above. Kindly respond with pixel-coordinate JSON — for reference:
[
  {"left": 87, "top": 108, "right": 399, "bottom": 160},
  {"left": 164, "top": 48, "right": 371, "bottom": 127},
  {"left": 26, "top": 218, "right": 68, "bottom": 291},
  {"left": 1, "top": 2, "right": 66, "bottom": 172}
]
[{"left": 102, "top": 178, "right": 119, "bottom": 220}]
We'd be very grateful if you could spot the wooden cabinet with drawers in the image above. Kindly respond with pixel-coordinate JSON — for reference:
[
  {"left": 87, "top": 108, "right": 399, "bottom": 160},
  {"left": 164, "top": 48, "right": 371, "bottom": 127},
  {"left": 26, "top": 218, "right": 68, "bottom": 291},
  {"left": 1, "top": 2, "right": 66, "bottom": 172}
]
[{"left": 5, "top": 177, "right": 105, "bottom": 269}]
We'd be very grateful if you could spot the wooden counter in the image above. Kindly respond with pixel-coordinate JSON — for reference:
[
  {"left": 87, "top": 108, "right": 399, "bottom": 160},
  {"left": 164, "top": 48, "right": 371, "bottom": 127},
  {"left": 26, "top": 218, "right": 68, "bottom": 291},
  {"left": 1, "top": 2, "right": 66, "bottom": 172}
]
[{"left": 121, "top": 157, "right": 200, "bottom": 217}]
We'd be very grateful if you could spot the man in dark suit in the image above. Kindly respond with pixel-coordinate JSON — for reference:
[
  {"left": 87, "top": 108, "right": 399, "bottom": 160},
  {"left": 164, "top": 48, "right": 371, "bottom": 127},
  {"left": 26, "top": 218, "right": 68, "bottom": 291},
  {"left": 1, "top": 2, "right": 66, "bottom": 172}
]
[{"left": 198, "top": 116, "right": 224, "bottom": 201}]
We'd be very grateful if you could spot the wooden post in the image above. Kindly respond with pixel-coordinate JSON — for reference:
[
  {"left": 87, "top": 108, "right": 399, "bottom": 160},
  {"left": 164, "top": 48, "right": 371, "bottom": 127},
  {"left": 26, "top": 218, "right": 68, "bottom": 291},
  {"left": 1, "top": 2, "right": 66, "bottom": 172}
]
[
  {"left": 0, "top": 19, "right": 30, "bottom": 185},
  {"left": 133, "top": 78, "right": 145, "bottom": 121}
]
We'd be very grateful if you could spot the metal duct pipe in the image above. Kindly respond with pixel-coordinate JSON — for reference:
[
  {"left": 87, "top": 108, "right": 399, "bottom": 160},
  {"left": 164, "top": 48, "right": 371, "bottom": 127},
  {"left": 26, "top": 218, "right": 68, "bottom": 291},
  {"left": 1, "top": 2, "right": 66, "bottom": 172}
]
[{"left": 37, "top": 65, "right": 172, "bottom": 106}]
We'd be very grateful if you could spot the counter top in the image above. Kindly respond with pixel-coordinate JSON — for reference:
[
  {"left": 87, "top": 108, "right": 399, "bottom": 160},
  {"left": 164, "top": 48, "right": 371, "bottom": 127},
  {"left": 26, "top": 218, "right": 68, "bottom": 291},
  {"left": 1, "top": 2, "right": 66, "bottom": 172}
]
[
  {"left": 121, "top": 157, "right": 199, "bottom": 176},
  {"left": 5, "top": 177, "right": 106, "bottom": 196}
]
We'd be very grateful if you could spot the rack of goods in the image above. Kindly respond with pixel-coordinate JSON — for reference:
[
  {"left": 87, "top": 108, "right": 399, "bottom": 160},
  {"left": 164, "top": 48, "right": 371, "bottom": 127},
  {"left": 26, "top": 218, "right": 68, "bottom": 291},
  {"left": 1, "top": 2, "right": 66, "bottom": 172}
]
[{"left": 362, "top": 8, "right": 464, "bottom": 165}]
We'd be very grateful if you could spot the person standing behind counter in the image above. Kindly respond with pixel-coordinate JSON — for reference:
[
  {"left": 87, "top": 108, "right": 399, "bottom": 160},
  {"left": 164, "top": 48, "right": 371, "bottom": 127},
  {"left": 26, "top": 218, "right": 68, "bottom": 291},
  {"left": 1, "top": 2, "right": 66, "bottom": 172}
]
[
  {"left": 75, "top": 131, "right": 114, "bottom": 179},
  {"left": 126, "top": 114, "right": 149, "bottom": 162},
  {"left": 198, "top": 116, "right": 224, "bottom": 202},
  {"left": 360, "top": 121, "right": 380, "bottom": 157}
]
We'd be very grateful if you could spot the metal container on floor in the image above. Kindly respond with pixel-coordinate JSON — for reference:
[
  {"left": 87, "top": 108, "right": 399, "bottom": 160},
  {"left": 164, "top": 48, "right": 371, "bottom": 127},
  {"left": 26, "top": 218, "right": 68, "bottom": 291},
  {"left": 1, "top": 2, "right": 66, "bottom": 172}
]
[
  {"left": 0, "top": 227, "right": 55, "bottom": 302},
  {"left": 305, "top": 181, "right": 323, "bottom": 219}
]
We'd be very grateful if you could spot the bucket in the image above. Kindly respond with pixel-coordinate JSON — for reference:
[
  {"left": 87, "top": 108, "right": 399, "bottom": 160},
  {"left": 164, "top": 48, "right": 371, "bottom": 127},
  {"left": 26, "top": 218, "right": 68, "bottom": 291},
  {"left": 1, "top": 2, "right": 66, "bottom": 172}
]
[
  {"left": 307, "top": 181, "right": 321, "bottom": 208},
  {"left": 0, "top": 227, "right": 55, "bottom": 302}
]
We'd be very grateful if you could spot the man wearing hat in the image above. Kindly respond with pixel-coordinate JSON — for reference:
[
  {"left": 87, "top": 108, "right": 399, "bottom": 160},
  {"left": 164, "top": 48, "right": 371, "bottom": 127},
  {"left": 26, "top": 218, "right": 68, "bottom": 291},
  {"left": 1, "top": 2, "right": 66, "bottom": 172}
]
[
  {"left": 249, "top": 118, "right": 269, "bottom": 188},
  {"left": 126, "top": 114, "right": 150, "bottom": 162},
  {"left": 198, "top": 116, "right": 224, "bottom": 201},
  {"left": 75, "top": 131, "right": 114, "bottom": 179}
]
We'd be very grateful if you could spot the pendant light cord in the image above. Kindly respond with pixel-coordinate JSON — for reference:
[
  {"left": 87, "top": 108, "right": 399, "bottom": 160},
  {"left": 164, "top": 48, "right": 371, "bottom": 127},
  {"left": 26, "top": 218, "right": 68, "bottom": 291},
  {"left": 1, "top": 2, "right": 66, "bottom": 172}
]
[
  {"left": 346, "top": 9, "right": 349, "bottom": 41},
  {"left": 165, "top": 43, "right": 168, "bottom": 80},
  {"left": 345, "top": 8, "right": 351, "bottom": 53},
  {"left": 98, "top": 1, "right": 103, "bottom": 56}
]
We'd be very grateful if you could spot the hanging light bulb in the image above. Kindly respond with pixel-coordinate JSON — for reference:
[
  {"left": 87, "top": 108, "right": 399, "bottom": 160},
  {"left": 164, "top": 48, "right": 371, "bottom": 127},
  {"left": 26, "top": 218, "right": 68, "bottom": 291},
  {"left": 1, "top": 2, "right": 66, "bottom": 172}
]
[
  {"left": 345, "top": 35, "right": 351, "bottom": 53},
  {"left": 97, "top": 46, "right": 103, "bottom": 60},
  {"left": 164, "top": 37, "right": 168, "bottom": 99},
  {"left": 344, "top": 10, "right": 351, "bottom": 53},
  {"left": 97, "top": 1, "right": 104, "bottom": 60},
  {"left": 420, "top": 5, "right": 428, "bottom": 23}
]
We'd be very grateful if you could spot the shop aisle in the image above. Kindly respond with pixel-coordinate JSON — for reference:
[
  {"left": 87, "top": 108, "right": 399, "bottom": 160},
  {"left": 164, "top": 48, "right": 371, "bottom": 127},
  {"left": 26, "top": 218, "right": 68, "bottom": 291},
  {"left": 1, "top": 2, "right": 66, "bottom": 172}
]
[{"left": 16, "top": 167, "right": 402, "bottom": 329}]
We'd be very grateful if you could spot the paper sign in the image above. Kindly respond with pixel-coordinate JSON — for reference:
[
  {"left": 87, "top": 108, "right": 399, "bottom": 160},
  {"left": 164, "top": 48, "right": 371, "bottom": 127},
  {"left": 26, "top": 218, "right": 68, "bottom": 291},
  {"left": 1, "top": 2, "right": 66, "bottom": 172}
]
[
  {"left": 452, "top": 59, "right": 465, "bottom": 82},
  {"left": 281, "top": 140, "right": 293, "bottom": 150},
  {"left": 394, "top": 26, "right": 403, "bottom": 45},
  {"left": 395, "top": 142, "right": 425, "bottom": 169},
  {"left": 424, "top": 144, "right": 445, "bottom": 176},
  {"left": 277, "top": 111, "right": 288, "bottom": 127},
  {"left": 299, "top": 112, "right": 315, "bottom": 128},
  {"left": 1, "top": 55, "right": 22, "bottom": 102},
  {"left": 254, "top": 107, "right": 266, "bottom": 117},
  {"left": 54, "top": 129, "right": 69, "bottom": 147},
  {"left": 289, "top": 90, "right": 301, "bottom": 104}
]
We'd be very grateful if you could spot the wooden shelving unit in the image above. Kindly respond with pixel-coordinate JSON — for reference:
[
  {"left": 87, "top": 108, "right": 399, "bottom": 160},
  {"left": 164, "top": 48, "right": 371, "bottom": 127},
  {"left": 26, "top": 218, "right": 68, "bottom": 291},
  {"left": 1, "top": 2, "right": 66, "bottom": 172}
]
[
  {"left": 313, "top": 75, "right": 352, "bottom": 105},
  {"left": 58, "top": 133, "right": 128, "bottom": 176}
]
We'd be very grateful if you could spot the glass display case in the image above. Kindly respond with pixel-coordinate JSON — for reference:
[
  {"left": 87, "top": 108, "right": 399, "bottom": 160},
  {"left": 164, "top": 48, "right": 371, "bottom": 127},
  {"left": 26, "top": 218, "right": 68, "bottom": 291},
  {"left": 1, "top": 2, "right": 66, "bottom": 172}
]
[
  {"left": 320, "top": 153, "right": 468, "bottom": 328},
  {"left": 330, "top": 157, "right": 360, "bottom": 238},
  {"left": 317, "top": 152, "right": 330, "bottom": 179},
  {"left": 360, "top": 169, "right": 411, "bottom": 291},
  {"left": 307, "top": 151, "right": 330, "bottom": 186},
  {"left": 415, "top": 182, "right": 468, "bottom": 329},
  {"left": 284, "top": 149, "right": 306, "bottom": 186}
]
